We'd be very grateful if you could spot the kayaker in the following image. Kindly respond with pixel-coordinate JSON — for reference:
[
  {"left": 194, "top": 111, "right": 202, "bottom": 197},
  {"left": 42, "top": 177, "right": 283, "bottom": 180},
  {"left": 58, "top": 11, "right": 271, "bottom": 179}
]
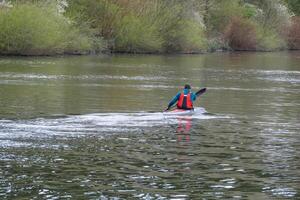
[{"left": 165, "top": 84, "right": 197, "bottom": 111}]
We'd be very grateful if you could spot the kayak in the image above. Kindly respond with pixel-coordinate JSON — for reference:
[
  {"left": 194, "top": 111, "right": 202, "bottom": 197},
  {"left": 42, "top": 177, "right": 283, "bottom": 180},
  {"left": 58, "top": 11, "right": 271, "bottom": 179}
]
[
  {"left": 163, "top": 108, "right": 194, "bottom": 115},
  {"left": 163, "top": 107, "right": 207, "bottom": 116}
]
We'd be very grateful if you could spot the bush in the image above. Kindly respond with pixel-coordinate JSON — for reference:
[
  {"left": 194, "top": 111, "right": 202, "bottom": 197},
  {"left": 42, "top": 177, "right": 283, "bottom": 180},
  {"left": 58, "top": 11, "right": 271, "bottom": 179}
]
[
  {"left": 208, "top": 0, "right": 248, "bottom": 34},
  {"left": 256, "top": 26, "right": 286, "bottom": 51},
  {"left": 66, "top": 0, "right": 121, "bottom": 40},
  {"left": 285, "top": 0, "right": 300, "bottom": 16},
  {"left": 164, "top": 19, "right": 207, "bottom": 53},
  {"left": 286, "top": 16, "right": 300, "bottom": 49},
  {"left": 254, "top": 0, "right": 291, "bottom": 33},
  {"left": 224, "top": 17, "right": 257, "bottom": 50},
  {"left": 147, "top": 2, "right": 184, "bottom": 52},
  {"left": 0, "top": 2, "right": 94, "bottom": 55},
  {"left": 148, "top": 2, "right": 207, "bottom": 53},
  {"left": 67, "top": 0, "right": 163, "bottom": 53},
  {"left": 114, "top": 14, "right": 163, "bottom": 53},
  {"left": 207, "top": 38, "right": 229, "bottom": 52},
  {"left": 67, "top": 0, "right": 207, "bottom": 53}
]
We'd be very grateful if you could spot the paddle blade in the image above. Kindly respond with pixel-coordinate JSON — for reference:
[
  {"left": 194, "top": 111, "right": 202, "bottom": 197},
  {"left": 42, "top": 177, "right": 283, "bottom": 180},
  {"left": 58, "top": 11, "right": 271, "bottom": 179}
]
[{"left": 196, "top": 88, "right": 207, "bottom": 96}]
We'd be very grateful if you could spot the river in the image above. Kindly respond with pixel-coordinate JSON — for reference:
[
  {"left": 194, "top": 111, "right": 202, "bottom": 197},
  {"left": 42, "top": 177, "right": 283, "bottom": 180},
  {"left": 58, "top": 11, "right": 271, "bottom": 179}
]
[{"left": 0, "top": 52, "right": 299, "bottom": 199}]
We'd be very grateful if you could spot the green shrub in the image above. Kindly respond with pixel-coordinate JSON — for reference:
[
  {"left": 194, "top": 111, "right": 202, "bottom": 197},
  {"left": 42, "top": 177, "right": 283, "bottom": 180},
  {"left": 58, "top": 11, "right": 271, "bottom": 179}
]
[
  {"left": 148, "top": 3, "right": 206, "bottom": 53},
  {"left": 114, "top": 14, "right": 163, "bottom": 53},
  {"left": 256, "top": 26, "right": 287, "bottom": 51},
  {"left": 66, "top": 0, "right": 207, "bottom": 53},
  {"left": 179, "top": 20, "right": 207, "bottom": 52},
  {"left": 0, "top": 2, "right": 94, "bottom": 55},
  {"left": 146, "top": 2, "right": 182, "bottom": 52},
  {"left": 254, "top": 0, "right": 291, "bottom": 33},
  {"left": 243, "top": 3, "right": 258, "bottom": 18},
  {"left": 66, "top": 0, "right": 121, "bottom": 40},
  {"left": 207, "top": 38, "right": 229, "bottom": 51},
  {"left": 285, "top": 0, "right": 300, "bottom": 15},
  {"left": 67, "top": 0, "right": 161, "bottom": 53},
  {"left": 162, "top": 19, "right": 207, "bottom": 53},
  {"left": 208, "top": 0, "right": 247, "bottom": 33}
]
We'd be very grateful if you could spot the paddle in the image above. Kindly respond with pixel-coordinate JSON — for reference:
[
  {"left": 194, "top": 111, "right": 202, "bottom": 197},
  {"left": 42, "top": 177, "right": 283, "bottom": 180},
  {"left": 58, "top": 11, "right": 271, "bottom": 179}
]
[
  {"left": 164, "top": 87, "right": 207, "bottom": 111},
  {"left": 195, "top": 87, "right": 207, "bottom": 97}
]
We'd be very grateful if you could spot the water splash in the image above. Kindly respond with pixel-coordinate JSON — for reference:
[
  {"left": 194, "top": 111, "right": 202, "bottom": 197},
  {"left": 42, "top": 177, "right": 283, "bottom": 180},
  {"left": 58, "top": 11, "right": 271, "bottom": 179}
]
[{"left": 0, "top": 108, "right": 225, "bottom": 144}]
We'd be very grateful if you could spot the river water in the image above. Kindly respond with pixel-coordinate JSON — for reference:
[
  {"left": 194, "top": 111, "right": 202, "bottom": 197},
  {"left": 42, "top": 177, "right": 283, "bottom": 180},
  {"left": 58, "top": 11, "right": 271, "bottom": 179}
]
[{"left": 0, "top": 52, "right": 299, "bottom": 199}]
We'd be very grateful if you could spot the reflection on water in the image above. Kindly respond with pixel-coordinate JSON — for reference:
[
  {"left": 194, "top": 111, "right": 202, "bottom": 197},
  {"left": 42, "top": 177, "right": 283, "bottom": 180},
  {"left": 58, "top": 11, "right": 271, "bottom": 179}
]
[
  {"left": 0, "top": 52, "right": 300, "bottom": 199},
  {"left": 176, "top": 116, "right": 192, "bottom": 144}
]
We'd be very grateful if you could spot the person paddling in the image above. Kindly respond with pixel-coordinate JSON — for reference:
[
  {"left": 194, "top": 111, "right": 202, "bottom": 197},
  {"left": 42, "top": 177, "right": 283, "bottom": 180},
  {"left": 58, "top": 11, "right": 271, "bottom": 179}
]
[{"left": 165, "top": 84, "right": 197, "bottom": 111}]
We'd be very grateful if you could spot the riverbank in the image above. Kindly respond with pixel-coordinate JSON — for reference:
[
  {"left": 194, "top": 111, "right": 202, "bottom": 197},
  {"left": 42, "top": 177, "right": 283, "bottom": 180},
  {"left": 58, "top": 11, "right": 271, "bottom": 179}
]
[
  {"left": 1, "top": 48, "right": 300, "bottom": 58},
  {"left": 0, "top": 1, "right": 299, "bottom": 56}
]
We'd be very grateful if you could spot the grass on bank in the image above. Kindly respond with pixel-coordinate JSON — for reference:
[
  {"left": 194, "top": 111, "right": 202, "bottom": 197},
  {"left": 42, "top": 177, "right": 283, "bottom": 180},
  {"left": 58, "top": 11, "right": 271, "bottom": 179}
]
[{"left": 0, "top": 2, "right": 97, "bottom": 55}]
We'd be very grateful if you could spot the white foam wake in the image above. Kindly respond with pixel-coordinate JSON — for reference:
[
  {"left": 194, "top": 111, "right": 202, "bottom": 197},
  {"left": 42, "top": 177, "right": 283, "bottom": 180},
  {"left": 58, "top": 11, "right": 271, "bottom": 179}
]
[{"left": 0, "top": 107, "right": 224, "bottom": 141}]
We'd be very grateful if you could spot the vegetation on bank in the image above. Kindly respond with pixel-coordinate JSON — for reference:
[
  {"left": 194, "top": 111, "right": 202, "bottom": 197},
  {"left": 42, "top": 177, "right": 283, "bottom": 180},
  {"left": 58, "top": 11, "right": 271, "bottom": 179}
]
[
  {"left": 0, "top": 0, "right": 299, "bottom": 55},
  {"left": 0, "top": 2, "right": 98, "bottom": 55}
]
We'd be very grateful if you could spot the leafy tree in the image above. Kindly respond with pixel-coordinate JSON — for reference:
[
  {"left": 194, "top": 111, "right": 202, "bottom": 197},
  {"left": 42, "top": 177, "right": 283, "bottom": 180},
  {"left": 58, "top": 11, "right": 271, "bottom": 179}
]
[{"left": 285, "top": 0, "right": 300, "bottom": 15}]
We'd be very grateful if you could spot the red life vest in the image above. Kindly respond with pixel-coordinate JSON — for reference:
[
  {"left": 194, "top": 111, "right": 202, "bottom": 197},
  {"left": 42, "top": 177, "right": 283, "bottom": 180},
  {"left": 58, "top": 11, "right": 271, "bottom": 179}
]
[{"left": 177, "top": 93, "right": 193, "bottom": 109}]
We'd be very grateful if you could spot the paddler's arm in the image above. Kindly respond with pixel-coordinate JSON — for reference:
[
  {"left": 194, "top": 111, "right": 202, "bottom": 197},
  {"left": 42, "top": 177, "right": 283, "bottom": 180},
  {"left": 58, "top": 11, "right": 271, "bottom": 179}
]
[
  {"left": 191, "top": 92, "right": 197, "bottom": 101},
  {"left": 166, "top": 92, "right": 181, "bottom": 110}
]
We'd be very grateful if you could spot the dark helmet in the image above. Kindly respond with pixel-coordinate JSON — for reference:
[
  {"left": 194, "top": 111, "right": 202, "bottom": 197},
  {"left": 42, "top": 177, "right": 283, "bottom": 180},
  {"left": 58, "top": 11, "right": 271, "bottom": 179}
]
[{"left": 184, "top": 84, "right": 191, "bottom": 89}]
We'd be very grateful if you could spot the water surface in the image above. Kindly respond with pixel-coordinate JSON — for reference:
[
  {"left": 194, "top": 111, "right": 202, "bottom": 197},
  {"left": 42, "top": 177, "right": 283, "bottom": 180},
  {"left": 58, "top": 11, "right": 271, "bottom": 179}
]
[{"left": 0, "top": 52, "right": 300, "bottom": 199}]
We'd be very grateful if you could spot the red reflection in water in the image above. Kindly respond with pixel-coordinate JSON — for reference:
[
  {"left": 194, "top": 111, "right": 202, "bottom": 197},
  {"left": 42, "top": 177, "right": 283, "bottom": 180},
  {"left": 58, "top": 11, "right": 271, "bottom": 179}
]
[{"left": 176, "top": 116, "right": 192, "bottom": 143}]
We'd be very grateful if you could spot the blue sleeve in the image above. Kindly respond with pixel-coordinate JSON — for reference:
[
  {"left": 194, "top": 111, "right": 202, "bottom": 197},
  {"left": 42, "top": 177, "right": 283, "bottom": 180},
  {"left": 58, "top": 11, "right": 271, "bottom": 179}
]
[
  {"left": 168, "top": 92, "right": 181, "bottom": 108},
  {"left": 191, "top": 92, "right": 197, "bottom": 101}
]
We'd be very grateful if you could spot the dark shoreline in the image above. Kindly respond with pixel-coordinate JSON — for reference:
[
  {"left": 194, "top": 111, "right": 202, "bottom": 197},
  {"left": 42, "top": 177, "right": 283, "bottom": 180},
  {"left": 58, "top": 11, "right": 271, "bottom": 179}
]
[{"left": 1, "top": 49, "right": 300, "bottom": 58}]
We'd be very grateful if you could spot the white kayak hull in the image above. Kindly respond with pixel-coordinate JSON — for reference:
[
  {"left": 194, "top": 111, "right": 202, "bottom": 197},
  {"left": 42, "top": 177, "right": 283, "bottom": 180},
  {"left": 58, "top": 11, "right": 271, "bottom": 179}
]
[{"left": 163, "top": 107, "right": 206, "bottom": 116}]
